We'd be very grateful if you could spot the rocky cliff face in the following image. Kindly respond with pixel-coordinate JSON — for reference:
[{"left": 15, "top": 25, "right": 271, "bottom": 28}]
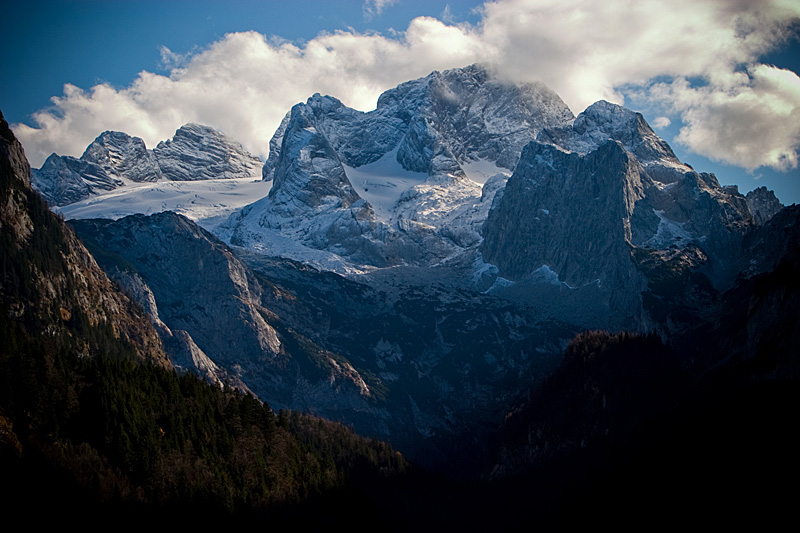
[
  {"left": 153, "top": 123, "right": 262, "bottom": 181},
  {"left": 31, "top": 124, "right": 262, "bottom": 206},
  {"left": 746, "top": 186, "right": 784, "bottom": 225},
  {"left": 70, "top": 212, "right": 377, "bottom": 419},
  {"left": 0, "top": 110, "right": 169, "bottom": 366},
  {"left": 32, "top": 153, "right": 122, "bottom": 206},
  {"left": 479, "top": 97, "right": 761, "bottom": 330},
  {"left": 539, "top": 100, "right": 683, "bottom": 168},
  {"left": 226, "top": 64, "right": 575, "bottom": 267},
  {"left": 81, "top": 130, "right": 164, "bottom": 183},
  {"left": 481, "top": 140, "right": 649, "bottom": 326}
]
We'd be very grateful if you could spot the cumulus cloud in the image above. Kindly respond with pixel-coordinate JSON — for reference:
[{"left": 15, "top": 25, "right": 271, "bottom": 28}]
[
  {"left": 652, "top": 116, "right": 672, "bottom": 129},
  {"left": 649, "top": 65, "right": 800, "bottom": 170},
  {"left": 13, "top": 0, "right": 800, "bottom": 173},
  {"left": 15, "top": 25, "right": 487, "bottom": 167}
]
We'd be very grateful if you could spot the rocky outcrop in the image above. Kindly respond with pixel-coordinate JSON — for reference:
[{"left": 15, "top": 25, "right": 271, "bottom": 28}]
[
  {"left": 81, "top": 130, "right": 164, "bottom": 182},
  {"left": 31, "top": 124, "right": 262, "bottom": 206},
  {"left": 746, "top": 186, "right": 784, "bottom": 225},
  {"left": 482, "top": 140, "right": 647, "bottom": 287},
  {"left": 70, "top": 212, "right": 376, "bottom": 416},
  {"left": 0, "top": 110, "right": 169, "bottom": 366},
  {"left": 153, "top": 123, "right": 262, "bottom": 181},
  {"left": 480, "top": 140, "right": 651, "bottom": 326},
  {"left": 32, "top": 153, "right": 122, "bottom": 206},
  {"left": 539, "top": 100, "right": 683, "bottom": 167}
]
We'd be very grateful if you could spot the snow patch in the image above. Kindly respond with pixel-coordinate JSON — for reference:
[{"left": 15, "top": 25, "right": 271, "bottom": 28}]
[
  {"left": 55, "top": 176, "right": 268, "bottom": 232},
  {"left": 343, "top": 147, "right": 427, "bottom": 221},
  {"left": 645, "top": 209, "right": 694, "bottom": 248},
  {"left": 461, "top": 159, "right": 511, "bottom": 185}
]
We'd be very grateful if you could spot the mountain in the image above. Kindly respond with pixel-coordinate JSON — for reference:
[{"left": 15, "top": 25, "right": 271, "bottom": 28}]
[
  {"left": 71, "top": 211, "right": 578, "bottom": 471},
  {"left": 746, "top": 185, "right": 784, "bottom": 225},
  {"left": 152, "top": 123, "right": 263, "bottom": 181},
  {"left": 70, "top": 212, "right": 379, "bottom": 415},
  {"left": 220, "top": 66, "right": 771, "bottom": 337},
  {"left": 6, "top": 57, "right": 800, "bottom": 526},
  {"left": 2, "top": 110, "right": 411, "bottom": 524},
  {"left": 31, "top": 123, "right": 262, "bottom": 206},
  {"left": 0, "top": 110, "right": 169, "bottom": 366},
  {"left": 18, "top": 64, "right": 796, "bottom": 474},
  {"left": 222, "top": 64, "right": 575, "bottom": 267}
]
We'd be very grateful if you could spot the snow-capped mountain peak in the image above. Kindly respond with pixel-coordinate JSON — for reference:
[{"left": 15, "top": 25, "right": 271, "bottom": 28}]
[{"left": 32, "top": 123, "right": 262, "bottom": 206}]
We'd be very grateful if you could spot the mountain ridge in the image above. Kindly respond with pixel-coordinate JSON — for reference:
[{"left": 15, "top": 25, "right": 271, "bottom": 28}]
[{"left": 32, "top": 123, "right": 262, "bottom": 206}]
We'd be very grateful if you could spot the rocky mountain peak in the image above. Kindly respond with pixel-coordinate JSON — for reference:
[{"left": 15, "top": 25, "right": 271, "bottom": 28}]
[
  {"left": 539, "top": 100, "right": 684, "bottom": 173},
  {"left": 746, "top": 186, "right": 784, "bottom": 225},
  {"left": 31, "top": 122, "right": 262, "bottom": 205},
  {"left": 32, "top": 153, "right": 121, "bottom": 206},
  {"left": 268, "top": 100, "right": 361, "bottom": 209},
  {"left": 481, "top": 139, "right": 647, "bottom": 293},
  {"left": 81, "top": 130, "right": 163, "bottom": 183},
  {"left": 153, "top": 123, "right": 262, "bottom": 181}
]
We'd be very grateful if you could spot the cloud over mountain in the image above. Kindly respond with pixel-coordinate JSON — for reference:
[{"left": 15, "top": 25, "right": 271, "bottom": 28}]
[{"left": 13, "top": 0, "right": 800, "bottom": 175}]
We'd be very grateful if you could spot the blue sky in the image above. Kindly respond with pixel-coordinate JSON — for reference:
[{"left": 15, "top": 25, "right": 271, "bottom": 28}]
[{"left": 2, "top": 0, "right": 799, "bottom": 205}]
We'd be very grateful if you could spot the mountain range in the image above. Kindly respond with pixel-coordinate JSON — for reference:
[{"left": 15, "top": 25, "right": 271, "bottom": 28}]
[{"left": 3, "top": 64, "right": 798, "bottom": 525}]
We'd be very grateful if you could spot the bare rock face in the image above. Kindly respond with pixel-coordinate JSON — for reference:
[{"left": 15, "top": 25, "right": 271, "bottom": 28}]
[
  {"left": 0, "top": 110, "right": 169, "bottom": 367},
  {"left": 153, "top": 123, "right": 262, "bottom": 181},
  {"left": 386, "top": 64, "right": 575, "bottom": 173},
  {"left": 480, "top": 140, "right": 650, "bottom": 326},
  {"left": 486, "top": 141, "right": 647, "bottom": 284},
  {"left": 227, "top": 98, "right": 396, "bottom": 266},
  {"left": 268, "top": 103, "right": 361, "bottom": 211},
  {"left": 32, "top": 154, "right": 121, "bottom": 206},
  {"left": 481, "top": 121, "right": 758, "bottom": 329},
  {"left": 70, "top": 211, "right": 376, "bottom": 416},
  {"left": 72, "top": 213, "right": 279, "bottom": 368},
  {"left": 539, "top": 100, "right": 682, "bottom": 167},
  {"left": 81, "top": 131, "right": 164, "bottom": 183},
  {"left": 31, "top": 123, "right": 262, "bottom": 206},
  {"left": 746, "top": 186, "right": 784, "bottom": 225}
]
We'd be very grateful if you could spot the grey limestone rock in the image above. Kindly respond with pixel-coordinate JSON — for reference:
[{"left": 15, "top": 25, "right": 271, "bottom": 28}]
[
  {"left": 31, "top": 123, "right": 262, "bottom": 206},
  {"left": 153, "top": 123, "right": 262, "bottom": 181},
  {"left": 746, "top": 186, "right": 784, "bottom": 225},
  {"left": 71, "top": 212, "right": 374, "bottom": 416},
  {"left": 81, "top": 130, "right": 164, "bottom": 182},
  {"left": 32, "top": 153, "right": 121, "bottom": 206}
]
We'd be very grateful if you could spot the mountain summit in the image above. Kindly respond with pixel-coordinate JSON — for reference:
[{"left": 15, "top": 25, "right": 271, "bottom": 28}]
[
  {"left": 7, "top": 65, "right": 797, "bottom": 479},
  {"left": 223, "top": 64, "right": 576, "bottom": 267},
  {"left": 32, "top": 124, "right": 262, "bottom": 206}
]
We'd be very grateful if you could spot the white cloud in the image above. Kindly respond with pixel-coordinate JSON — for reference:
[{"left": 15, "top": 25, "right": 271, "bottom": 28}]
[
  {"left": 13, "top": 0, "right": 800, "bottom": 173},
  {"left": 15, "top": 27, "right": 486, "bottom": 167},
  {"left": 364, "top": 0, "right": 400, "bottom": 19},
  {"left": 649, "top": 65, "right": 800, "bottom": 170},
  {"left": 652, "top": 116, "right": 672, "bottom": 129}
]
